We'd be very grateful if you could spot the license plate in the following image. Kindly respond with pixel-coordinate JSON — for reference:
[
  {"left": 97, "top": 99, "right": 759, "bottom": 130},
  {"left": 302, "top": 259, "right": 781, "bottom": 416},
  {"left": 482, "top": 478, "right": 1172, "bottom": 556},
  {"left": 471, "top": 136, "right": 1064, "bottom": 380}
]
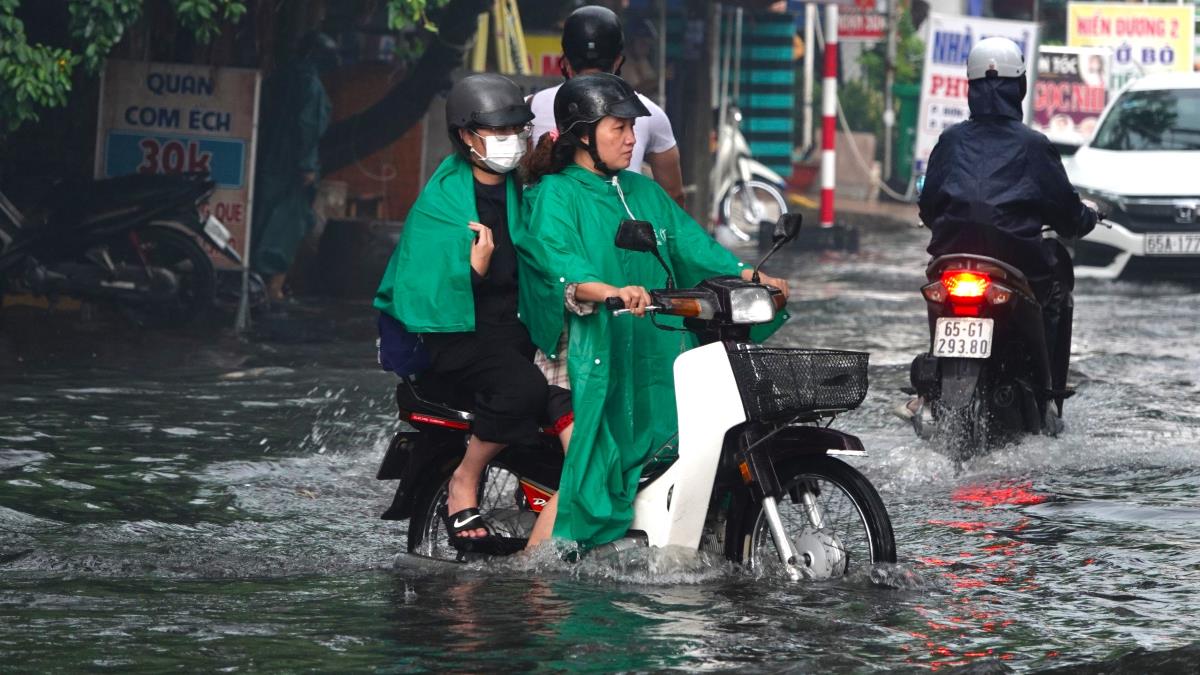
[
  {"left": 933, "top": 318, "right": 994, "bottom": 359},
  {"left": 203, "top": 214, "right": 232, "bottom": 247},
  {"left": 1144, "top": 233, "right": 1200, "bottom": 256}
]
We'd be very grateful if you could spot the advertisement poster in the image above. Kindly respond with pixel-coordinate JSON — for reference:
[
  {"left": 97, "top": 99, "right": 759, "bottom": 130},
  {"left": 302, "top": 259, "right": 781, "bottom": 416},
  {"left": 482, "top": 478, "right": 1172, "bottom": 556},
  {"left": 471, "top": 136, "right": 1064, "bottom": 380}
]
[
  {"left": 1032, "top": 47, "right": 1111, "bottom": 145},
  {"left": 1067, "top": 2, "right": 1195, "bottom": 87},
  {"left": 94, "top": 60, "right": 261, "bottom": 267},
  {"left": 914, "top": 13, "right": 1039, "bottom": 174}
]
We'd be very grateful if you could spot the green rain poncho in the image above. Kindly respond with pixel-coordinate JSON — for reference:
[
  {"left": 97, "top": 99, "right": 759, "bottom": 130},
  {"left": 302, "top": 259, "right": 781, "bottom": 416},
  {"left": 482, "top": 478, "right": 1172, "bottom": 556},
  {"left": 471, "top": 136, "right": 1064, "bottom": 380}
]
[
  {"left": 250, "top": 60, "right": 331, "bottom": 276},
  {"left": 513, "top": 164, "right": 786, "bottom": 547},
  {"left": 374, "top": 154, "right": 521, "bottom": 331}
]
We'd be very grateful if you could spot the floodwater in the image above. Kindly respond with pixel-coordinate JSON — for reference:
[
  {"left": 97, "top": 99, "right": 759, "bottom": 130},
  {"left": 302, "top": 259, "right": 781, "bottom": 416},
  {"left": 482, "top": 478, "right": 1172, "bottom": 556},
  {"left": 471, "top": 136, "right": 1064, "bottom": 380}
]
[{"left": 2, "top": 224, "right": 1199, "bottom": 672}]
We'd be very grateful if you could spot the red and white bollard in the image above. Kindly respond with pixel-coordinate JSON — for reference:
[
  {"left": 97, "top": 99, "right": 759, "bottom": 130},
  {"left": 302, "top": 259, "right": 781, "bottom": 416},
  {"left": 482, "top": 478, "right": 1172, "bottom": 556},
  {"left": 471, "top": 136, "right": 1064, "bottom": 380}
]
[{"left": 819, "top": 3, "right": 838, "bottom": 228}]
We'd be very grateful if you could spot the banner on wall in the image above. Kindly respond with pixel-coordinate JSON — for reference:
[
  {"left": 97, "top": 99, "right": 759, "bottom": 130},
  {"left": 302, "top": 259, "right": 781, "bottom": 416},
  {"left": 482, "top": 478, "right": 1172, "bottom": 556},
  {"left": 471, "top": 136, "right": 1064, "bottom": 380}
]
[
  {"left": 94, "top": 60, "right": 261, "bottom": 267},
  {"left": 1032, "top": 46, "right": 1112, "bottom": 145},
  {"left": 1067, "top": 2, "right": 1195, "bottom": 87},
  {"left": 914, "top": 13, "right": 1039, "bottom": 175}
]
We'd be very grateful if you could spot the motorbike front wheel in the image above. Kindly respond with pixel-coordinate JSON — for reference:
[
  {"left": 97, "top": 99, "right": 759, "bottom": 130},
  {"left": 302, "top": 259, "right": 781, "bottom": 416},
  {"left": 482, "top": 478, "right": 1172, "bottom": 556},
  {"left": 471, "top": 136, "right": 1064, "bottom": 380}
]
[
  {"left": 733, "top": 455, "right": 896, "bottom": 579},
  {"left": 110, "top": 225, "right": 216, "bottom": 328},
  {"left": 407, "top": 460, "right": 536, "bottom": 561},
  {"left": 720, "top": 179, "right": 788, "bottom": 242}
]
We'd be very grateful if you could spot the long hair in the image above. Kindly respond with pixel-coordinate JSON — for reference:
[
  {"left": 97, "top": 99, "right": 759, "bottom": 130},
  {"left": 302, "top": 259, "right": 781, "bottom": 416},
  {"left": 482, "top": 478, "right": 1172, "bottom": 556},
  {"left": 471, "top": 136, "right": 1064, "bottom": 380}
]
[{"left": 521, "top": 131, "right": 580, "bottom": 184}]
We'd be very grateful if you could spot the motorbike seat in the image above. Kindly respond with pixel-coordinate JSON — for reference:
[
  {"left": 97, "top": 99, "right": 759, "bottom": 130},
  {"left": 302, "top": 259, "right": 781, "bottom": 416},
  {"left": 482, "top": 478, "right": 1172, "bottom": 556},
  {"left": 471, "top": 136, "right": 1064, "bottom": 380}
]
[
  {"left": 394, "top": 378, "right": 473, "bottom": 424},
  {"left": 926, "top": 253, "right": 1037, "bottom": 299},
  {"left": 42, "top": 174, "right": 212, "bottom": 229}
]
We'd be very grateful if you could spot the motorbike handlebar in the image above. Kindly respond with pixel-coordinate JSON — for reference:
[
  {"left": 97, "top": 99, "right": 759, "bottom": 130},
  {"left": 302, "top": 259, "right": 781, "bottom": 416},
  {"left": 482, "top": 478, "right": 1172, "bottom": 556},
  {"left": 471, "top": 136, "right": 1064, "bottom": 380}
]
[{"left": 605, "top": 296, "right": 665, "bottom": 316}]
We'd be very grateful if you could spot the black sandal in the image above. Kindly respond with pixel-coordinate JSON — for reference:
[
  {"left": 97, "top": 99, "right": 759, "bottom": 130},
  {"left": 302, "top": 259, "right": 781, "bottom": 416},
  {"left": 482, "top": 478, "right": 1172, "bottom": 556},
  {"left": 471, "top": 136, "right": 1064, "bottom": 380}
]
[{"left": 440, "top": 506, "right": 527, "bottom": 556}]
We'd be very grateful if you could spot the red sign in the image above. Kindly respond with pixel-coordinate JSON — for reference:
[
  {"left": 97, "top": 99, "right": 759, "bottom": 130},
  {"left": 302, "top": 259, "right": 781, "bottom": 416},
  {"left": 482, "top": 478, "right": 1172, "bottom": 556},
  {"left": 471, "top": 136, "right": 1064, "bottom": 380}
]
[{"left": 839, "top": 9, "right": 886, "bottom": 42}]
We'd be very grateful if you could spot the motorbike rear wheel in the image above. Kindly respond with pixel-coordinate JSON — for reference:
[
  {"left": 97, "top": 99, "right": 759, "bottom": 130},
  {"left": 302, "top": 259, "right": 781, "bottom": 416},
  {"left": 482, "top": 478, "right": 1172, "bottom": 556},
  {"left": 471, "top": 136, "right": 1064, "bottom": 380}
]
[
  {"left": 111, "top": 225, "right": 216, "bottom": 328},
  {"left": 733, "top": 455, "right": 896, "bottom": 579},
  {"left": 720, "top": 179, "right": 787, "bottom": 242},
  {"left": 407, "top": 460, "right": 536, "bottom": 561}
]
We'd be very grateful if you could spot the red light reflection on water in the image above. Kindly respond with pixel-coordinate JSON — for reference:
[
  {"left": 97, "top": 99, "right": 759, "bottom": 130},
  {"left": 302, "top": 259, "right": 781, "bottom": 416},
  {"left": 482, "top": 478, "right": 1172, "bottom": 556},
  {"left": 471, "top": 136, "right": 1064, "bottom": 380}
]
[
  {"left": 902, "top": 482, "right": 1060, "bottom": 668},
  {"left": 952, "top": 482, "right": 1049, "bottom": 507}
]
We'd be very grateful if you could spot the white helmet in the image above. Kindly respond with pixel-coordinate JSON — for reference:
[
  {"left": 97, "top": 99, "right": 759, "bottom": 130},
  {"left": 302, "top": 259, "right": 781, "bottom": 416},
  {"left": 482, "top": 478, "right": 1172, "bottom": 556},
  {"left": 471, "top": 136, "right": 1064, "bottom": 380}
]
[{"left": 966, "top": 37, "right": 1025, "bottom": 80}]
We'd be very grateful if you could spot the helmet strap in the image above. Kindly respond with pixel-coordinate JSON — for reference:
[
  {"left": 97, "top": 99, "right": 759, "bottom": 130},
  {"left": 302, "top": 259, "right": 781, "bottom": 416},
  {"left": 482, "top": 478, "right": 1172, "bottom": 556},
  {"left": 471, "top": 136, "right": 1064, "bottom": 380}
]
[{"left": 575, "top": 127, "right": 618, "bottom": 177}]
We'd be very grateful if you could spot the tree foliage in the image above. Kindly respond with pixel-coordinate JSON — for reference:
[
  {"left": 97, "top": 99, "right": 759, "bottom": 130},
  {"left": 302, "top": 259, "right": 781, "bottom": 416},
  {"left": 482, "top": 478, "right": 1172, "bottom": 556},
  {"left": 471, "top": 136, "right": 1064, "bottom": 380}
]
[{"left": 0, "top": 0, "right": 247, "bottom": 136}]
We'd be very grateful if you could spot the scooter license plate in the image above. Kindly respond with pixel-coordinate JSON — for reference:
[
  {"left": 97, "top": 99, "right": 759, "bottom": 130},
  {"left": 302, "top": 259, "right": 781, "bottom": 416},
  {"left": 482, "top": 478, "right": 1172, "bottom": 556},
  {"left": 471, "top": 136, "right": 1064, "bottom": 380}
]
[
  {"left": 203, "top": 214, "right": 232, "bottom": 247},
  {"left": 933, "top": 318, "right": 994, "bottom": 359}
]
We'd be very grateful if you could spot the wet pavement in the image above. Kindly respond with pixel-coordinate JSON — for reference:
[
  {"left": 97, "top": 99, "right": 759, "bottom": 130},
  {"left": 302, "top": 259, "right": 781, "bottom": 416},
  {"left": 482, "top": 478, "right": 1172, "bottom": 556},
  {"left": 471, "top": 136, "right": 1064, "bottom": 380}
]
[{"left": 2, "top": 223, "right": 1199, "bottom": 671}]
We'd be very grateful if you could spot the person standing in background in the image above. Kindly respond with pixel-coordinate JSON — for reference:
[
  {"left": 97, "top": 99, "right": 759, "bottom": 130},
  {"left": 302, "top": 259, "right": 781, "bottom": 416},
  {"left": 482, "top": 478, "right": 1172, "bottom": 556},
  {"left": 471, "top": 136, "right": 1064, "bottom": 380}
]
[{"left": 250, "top": 32, "right": 335, "bottom": 304}]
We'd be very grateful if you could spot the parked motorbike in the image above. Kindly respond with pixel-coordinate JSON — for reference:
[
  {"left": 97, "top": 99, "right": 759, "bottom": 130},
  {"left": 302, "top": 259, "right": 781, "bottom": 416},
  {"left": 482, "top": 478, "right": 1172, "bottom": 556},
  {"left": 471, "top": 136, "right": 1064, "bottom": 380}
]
[
  {"left": 378, "top": 214, "right": 896, "bottom": 580},
  {"left": 0, "top": 172, "right": 241, "bottom": 327},
  {"left": 711, "top": 105, "right": 789, "bottom": 243}
]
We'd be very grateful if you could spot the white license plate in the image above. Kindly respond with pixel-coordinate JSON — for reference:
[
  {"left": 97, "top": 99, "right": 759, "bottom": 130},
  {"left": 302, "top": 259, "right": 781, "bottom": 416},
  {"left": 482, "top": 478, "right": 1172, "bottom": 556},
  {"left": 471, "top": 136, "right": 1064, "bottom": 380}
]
[
  {"left": 1144, "top": 233, "right": 1200, "bottom": 256},
  {"left": 203, "top": 214, "right": 232, "bottom": 247},
  {"left": 933, "top": 318, "right": 994, "bottom": 359}
]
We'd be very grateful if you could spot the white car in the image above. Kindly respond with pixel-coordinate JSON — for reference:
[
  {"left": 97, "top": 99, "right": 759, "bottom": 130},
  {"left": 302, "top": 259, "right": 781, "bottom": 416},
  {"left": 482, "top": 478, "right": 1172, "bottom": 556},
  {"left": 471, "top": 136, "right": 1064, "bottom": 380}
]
[{"left": 1064, "top": 72, "right": 1200, "bottom": 280}]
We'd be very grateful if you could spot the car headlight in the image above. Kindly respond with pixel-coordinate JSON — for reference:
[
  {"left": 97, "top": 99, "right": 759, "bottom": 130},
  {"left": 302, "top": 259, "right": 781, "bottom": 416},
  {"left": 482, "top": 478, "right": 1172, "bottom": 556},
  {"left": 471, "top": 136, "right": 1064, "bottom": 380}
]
[{"left": 728, "top": 287, "right": 776, "bottom": 324}]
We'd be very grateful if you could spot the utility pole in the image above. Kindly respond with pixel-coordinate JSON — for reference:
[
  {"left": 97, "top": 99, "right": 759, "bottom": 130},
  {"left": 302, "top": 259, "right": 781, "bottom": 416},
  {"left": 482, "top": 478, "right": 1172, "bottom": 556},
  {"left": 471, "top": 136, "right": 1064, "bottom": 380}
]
[
  {"left": 882, "top": 0, "right": 898, "bottom": 182},
  {"left": 803, "top": 3, "right": 816, "bottom": 153}
]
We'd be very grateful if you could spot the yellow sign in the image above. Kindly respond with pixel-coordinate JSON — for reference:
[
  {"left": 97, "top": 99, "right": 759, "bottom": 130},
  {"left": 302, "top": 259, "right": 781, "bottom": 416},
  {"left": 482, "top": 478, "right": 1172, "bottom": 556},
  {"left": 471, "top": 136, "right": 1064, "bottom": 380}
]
[
  {"left": 525, "top": 34, "right": 563, "bottom": 76},
  {"left": 1067, "top": 3, "right": 1195, "bottom": 75}
]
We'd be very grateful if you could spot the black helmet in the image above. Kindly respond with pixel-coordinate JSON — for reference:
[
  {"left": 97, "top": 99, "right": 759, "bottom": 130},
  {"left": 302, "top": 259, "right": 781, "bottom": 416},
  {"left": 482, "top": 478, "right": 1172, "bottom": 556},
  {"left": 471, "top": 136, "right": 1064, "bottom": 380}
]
[
  {"left": 445, "top": 73, "right": 534, "bottom": 156},
  {"left": 554, "top": 72, "right": 648, "bottom": 175},
  {"left": 561, "top": 6, "right": 624, "bottom": 73}
]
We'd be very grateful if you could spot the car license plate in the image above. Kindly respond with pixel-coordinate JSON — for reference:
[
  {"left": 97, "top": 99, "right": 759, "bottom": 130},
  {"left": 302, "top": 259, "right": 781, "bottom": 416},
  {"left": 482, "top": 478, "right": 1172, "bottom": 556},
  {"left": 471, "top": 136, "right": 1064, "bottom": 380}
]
[
  {"left": 1144, "top": 233, "right": 1200, "bottom": 256},
  {"left": 203, "top": 214, "right": 232, "bottom": 247},
  {"left": 933, "top": 318, "right": 994, "bottom": 359}
]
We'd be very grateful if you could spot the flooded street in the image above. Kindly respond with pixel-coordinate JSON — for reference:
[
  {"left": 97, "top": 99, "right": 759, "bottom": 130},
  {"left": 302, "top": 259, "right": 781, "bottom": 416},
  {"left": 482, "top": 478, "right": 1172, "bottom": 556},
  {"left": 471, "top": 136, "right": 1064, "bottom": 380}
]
[{"left": 3, "top": 224, "right": 1199, "bottom": 672}]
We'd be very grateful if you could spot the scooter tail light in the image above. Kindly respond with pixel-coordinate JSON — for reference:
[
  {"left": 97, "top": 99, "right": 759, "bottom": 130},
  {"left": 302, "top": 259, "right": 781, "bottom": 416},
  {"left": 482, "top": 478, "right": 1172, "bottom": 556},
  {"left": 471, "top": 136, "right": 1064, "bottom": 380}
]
[{"left": 942, "top": 270, "right": 990, "bottom": 299}]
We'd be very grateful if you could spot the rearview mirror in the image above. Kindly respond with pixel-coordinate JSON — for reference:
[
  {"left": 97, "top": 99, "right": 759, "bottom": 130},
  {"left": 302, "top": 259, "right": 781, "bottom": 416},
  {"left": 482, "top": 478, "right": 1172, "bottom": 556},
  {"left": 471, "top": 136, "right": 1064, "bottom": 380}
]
[
  {"left": 615, "top": 219, "right": 659, "bottom": 253},
  {"left": 773, "top": 213, "right": 803, "bottom": 244},
  {"left": 615, "top": 219, "right": 675, "bottom": 288}
]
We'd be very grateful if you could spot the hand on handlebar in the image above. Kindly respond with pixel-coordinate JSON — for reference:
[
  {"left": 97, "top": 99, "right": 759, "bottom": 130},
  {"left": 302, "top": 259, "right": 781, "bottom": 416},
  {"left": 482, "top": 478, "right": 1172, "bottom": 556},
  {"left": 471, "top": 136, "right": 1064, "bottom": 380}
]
[
  {"left": 618, "top": 285, "right": 652, "bottom": 317},
  {"left": 607, "top": 286, "right": 652, "bottom": 317}
]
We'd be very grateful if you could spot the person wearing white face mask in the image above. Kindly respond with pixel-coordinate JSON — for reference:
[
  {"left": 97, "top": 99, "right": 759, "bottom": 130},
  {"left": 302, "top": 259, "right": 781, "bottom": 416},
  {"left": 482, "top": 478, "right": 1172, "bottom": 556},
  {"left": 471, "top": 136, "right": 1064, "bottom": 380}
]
[{"left": 374, "top": 73, "right": 574, "bottom": 555}]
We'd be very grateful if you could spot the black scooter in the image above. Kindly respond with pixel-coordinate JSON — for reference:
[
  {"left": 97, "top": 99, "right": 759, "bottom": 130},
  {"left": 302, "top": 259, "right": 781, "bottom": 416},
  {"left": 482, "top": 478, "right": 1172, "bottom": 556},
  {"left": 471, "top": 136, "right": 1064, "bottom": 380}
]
[
  {"left": 906, "top": 240, "right": 1077, "bottom": 459},
  {"left": 0, "top": 173, "right": 242, "bottom": 327}
]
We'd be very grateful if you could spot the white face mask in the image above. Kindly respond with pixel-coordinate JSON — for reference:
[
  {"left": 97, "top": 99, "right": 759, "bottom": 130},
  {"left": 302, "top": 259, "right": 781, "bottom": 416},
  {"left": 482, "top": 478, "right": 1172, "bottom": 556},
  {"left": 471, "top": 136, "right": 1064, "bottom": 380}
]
[{"left": 470, "top": 130, "right": 527, "bottom": 174}]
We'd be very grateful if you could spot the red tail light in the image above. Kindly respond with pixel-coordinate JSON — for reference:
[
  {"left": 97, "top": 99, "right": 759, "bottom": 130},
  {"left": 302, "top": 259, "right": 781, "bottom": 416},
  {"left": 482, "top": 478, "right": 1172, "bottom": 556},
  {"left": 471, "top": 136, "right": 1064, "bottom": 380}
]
[{"left": 942, "top": 271, "right": 990, "bottom": 299}]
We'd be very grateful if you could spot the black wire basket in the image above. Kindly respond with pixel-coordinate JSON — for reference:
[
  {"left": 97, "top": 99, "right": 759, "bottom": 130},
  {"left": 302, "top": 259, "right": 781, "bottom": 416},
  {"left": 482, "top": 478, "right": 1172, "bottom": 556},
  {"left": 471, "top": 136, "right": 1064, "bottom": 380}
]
[{"left": 726, "top": 345, "right": 870, "bottom": 421}]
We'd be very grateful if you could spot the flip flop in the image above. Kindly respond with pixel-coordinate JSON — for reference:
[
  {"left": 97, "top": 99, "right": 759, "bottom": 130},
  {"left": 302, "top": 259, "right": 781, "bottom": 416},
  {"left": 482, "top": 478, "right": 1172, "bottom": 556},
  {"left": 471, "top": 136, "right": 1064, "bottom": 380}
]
[{"left": 440, "top": 506, "right": 527, "bottom": 556}]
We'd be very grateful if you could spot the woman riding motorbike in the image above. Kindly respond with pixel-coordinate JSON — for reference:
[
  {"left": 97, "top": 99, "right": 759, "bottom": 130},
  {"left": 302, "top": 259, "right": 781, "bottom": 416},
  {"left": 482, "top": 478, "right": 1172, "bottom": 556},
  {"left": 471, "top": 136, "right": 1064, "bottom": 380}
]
[
  {"left": 374, "top": 73, "right": 572, "bottom": 554},
  {"left": 514, "top": 73, "right": 789, "bottom": 550}
]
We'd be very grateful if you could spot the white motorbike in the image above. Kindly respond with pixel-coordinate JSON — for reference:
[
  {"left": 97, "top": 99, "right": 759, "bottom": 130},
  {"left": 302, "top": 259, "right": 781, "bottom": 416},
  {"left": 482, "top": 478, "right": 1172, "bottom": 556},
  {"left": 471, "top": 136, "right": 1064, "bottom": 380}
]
[
  {"left": 378, "top": 215, "right": 896, "bottom": 580},
  {"left": 711, "top": 106, "right": 789, "bottom": 243}
]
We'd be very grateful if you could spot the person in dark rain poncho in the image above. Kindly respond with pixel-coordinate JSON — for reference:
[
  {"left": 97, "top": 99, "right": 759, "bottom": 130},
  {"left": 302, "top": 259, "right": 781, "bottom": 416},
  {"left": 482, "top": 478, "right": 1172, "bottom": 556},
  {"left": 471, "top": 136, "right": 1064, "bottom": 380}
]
[
  {"left": 514, "top": 73, "right": 790, "bottom": 550},
  {"left": 250, "top": 32, "right": 335, "bottom": 303},
  {"left": 905, "top": 38, "right": 1100, "bottom": 421},
  {"left": 374, "top": 74, "right": 573, "bottom": 554}
]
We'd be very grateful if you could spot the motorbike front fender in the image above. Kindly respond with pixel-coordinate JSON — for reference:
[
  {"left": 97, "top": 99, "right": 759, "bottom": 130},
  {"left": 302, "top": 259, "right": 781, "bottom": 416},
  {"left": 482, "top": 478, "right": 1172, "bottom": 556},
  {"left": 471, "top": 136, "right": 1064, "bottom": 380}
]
[{"left": 738, "top": 157, "right": 786, "bottom": 186}]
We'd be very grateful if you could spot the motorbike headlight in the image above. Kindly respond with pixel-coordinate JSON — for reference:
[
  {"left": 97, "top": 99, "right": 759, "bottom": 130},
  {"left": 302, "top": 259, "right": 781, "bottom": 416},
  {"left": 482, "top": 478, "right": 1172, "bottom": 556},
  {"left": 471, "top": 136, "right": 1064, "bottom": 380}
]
[{"left": 728, "top": 287, "right": 776, "bottom": 324}]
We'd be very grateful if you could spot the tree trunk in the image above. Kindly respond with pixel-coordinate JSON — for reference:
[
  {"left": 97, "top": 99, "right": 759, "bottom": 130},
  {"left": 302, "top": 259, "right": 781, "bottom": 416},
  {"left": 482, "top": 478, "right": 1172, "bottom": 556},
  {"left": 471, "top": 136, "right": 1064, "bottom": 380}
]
[{"left": 318, "top": 0, "right": 489, "bottom": 175}]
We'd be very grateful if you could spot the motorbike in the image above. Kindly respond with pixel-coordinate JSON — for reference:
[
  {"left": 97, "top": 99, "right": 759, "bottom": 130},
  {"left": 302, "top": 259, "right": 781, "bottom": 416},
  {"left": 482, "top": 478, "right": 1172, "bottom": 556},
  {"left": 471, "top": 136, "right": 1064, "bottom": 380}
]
[
  {"left": 0, "top": 172, "right": 241, "bottom": 327},
  {"left": 907, "top": 247, "right": 1074, "bottom": 460},
  {"left": 377, "top": 214, "right": 897, "bottom": 580},
  {"left": 711, "top": 105, "right": 789, "bottom": 244}
]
